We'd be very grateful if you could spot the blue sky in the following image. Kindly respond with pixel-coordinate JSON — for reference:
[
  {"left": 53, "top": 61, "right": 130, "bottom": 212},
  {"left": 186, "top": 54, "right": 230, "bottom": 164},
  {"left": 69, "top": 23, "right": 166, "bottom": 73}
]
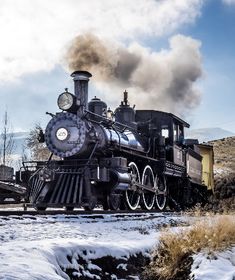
[
  {"left": 143, "top": 0, "right": 235, "bottom": 132},
  {"left": 187, "top": 0, "right": 235, "bottom": 131},
  {"left": 0, "top": 0, "right": 235, "bottom": 133}
]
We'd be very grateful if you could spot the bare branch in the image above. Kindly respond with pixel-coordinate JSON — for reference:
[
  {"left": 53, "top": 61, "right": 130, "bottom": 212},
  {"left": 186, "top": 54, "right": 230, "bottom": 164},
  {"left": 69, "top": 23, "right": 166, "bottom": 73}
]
[
  {"left": 0, "top": 111, "right": 15, "bottom": 166},
  {"left": 26, "top": 123, "right": 51, "bottom": 161}
]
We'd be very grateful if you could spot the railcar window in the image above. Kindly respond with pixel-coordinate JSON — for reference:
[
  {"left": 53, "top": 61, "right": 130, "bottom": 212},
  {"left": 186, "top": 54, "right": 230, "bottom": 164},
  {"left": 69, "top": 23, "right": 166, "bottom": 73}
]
[
  {"left": 174, "top": 124, "right": 178, "bottom": 142},
  {"left": 161, "top": 128, "right": 169, "bottom": 138},
  {"left": 179, "top": 126, "right": 184, "bottom": 143}
]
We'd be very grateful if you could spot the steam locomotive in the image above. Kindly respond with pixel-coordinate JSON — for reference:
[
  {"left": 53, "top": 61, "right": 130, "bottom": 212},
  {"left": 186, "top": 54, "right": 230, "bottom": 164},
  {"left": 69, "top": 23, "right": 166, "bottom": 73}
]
[{"left": 14, "top": 70, "right": 214, "bottom": 211}]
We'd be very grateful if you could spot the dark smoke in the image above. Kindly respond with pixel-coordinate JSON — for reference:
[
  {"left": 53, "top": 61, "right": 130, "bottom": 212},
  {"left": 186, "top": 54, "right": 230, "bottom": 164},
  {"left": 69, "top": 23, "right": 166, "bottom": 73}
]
[
  {"left": 67, "top": 34, "right": 141, "bottom": 84},
  {"left": 114, "top": 48, "right": 140, "bottom": 82},
  {"left": 66, "top": 33, "right": 203, "bottom": 116},
  {"left": 67, "top": 34, "right": 114, "bottom": 80}
]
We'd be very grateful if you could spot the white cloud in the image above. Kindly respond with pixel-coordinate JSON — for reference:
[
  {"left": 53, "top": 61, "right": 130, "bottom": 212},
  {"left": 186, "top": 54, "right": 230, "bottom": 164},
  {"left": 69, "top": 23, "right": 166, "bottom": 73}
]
[
  {"left": 83, "top": 34, "right": 203, "bottom": 116},
  {"left": 0, "top": 0, "right": 203, "bottom": 82},
  {"left": 222, "top": 0, "right": 235, "bottom": 4}
]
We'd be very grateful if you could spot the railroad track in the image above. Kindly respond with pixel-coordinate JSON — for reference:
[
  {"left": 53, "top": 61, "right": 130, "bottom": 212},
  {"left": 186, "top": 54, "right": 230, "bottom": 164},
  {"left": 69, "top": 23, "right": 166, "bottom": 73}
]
[{"left": 0, "top": 203, "right": 175, "bottom": 217}]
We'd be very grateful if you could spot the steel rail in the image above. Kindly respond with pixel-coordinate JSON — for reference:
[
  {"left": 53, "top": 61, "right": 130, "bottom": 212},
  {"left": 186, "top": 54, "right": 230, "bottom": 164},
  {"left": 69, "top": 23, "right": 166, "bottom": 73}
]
[{"left": 0, "top": 206, "right": 175, "bottom": 217}]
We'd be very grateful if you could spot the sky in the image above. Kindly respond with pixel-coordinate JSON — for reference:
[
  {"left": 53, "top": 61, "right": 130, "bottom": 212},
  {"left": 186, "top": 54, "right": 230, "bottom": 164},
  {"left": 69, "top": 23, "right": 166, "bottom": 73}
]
[{"left": 0, "top": 0, "right": 235, "bottom": 133}]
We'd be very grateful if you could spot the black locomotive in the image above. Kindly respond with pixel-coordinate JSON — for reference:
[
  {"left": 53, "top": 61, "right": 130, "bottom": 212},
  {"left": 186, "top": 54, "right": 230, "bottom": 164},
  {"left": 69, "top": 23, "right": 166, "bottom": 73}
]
[{"left": 15, "top": 70, "right": 214, "bottom": 211}]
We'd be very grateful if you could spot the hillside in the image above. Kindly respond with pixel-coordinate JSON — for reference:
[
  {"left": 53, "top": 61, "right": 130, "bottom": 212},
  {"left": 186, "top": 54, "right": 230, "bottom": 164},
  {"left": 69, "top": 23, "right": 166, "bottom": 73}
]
[
  {"left": 210, "top": 136, "right": 235, "bottom": 171},
  {"left": 209, "top": 136, "right": 235, "bottom": 199}
]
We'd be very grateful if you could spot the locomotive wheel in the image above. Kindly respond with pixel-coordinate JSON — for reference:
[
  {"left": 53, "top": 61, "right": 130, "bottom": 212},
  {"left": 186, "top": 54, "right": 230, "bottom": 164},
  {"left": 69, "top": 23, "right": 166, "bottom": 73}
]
[
  {"left": 155, "top": 175, "right": 167, "bottom": 210},
  {"left": 102, "top": 193, "right": 120, "bottom": 211},
  {"left": 83, "top": 196, "right": 97, "bottom": 211},
  {"left": 141, "top": 165, "right": 155, "bottom": 210},
  {"left": 125, "top": 162, "right": 140, "bottom": 210},
  {"left": 109, "top": 193, "right": 121, "bottom": 210}
]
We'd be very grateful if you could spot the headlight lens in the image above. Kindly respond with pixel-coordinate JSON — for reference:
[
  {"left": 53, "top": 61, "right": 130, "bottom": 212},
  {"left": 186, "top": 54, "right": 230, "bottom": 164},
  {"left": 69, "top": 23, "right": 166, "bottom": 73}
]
[{"left": 57, "top": 91, "right": 74, "bottom": 111}]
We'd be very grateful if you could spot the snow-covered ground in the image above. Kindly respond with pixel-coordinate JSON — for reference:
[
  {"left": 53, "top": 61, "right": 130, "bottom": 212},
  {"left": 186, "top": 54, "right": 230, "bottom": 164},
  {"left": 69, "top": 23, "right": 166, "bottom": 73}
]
[
  {"left": 191, "top": 248, "right": 235, "bottom": 280},
  {"left": 0, "top": 210, "right": 235, "bottom": 280},
  {"left": 0, "top": 211, "right": 181, "bottom": 280}
]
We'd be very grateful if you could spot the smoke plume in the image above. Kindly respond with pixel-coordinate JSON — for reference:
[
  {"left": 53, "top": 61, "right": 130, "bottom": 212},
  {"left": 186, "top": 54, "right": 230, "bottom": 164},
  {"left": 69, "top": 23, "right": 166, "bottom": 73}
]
[{"left": 67, "top": 34, "right": 203, "bottom": 116}]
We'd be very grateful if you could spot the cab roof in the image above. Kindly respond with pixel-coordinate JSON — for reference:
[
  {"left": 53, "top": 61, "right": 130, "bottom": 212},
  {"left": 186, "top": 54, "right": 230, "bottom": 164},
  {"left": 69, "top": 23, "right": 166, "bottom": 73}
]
[{"left": 136, "top": 110, "right": 190, "bottom": 128}]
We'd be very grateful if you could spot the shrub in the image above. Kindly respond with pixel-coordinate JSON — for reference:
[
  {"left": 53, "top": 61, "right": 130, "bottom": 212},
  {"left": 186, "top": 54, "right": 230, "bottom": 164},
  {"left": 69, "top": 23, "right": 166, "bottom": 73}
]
[{"left": 144, "top": 215, "right": 235, "bottom": 280}]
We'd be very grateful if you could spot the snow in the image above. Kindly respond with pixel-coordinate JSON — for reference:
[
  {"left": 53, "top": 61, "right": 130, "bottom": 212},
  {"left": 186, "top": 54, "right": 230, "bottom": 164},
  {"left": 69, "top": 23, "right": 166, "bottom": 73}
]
[
  {"left": 116, "top": 263, "right": 127, "bottom": 271},
  {"left": 1, "top": 210, "right": 235, "bottom": 279},
  {"left": 214, "top": 166, "right": 233, "bottom": 175},
  {"left": 191, "top": 248, "right": 235, "bottom": 280},
  {"left": 0, "top": 212, "right": 181, "bottom": 279}
]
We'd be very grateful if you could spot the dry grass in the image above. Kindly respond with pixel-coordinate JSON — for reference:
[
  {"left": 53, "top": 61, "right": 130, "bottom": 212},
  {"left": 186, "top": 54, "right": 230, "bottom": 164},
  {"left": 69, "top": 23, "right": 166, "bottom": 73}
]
[
  {"left": 185, "top": 197, "right": 235, "bottom": 216},
  {"left": 144, "top": 215, "right": 235, "bottom": 280}
]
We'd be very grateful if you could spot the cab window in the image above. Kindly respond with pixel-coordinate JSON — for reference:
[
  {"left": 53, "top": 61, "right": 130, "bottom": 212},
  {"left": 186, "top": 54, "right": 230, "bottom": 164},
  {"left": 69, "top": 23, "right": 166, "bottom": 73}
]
[{"left": 161, "top": 128, "right": 169, "bottom": 138}]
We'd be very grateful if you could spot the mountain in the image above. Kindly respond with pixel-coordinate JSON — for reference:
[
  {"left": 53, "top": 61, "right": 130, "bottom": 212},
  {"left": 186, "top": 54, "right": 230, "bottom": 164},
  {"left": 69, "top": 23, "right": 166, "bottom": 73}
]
[{"left": 185, "top": 127, "right": 235, "bottom": 143}]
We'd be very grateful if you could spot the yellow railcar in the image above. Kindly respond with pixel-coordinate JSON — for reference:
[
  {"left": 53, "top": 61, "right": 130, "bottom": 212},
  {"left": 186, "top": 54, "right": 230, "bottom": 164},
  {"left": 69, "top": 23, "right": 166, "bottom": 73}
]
[{"left": 197, "top": 144, "right": 214, "bottom": 193}]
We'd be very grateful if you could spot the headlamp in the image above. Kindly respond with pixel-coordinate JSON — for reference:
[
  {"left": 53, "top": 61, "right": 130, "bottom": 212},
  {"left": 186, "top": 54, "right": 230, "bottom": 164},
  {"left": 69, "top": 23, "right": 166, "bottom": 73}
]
[{"left": 57, "top": 90, "right": 75, "bottom": 111}]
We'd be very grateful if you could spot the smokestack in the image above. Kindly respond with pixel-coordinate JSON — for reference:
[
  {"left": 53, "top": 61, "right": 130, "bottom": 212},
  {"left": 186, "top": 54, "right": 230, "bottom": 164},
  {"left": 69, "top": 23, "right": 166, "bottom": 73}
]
[{"left": 71, "top": 70, "right": 92, "bottom": 115}]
